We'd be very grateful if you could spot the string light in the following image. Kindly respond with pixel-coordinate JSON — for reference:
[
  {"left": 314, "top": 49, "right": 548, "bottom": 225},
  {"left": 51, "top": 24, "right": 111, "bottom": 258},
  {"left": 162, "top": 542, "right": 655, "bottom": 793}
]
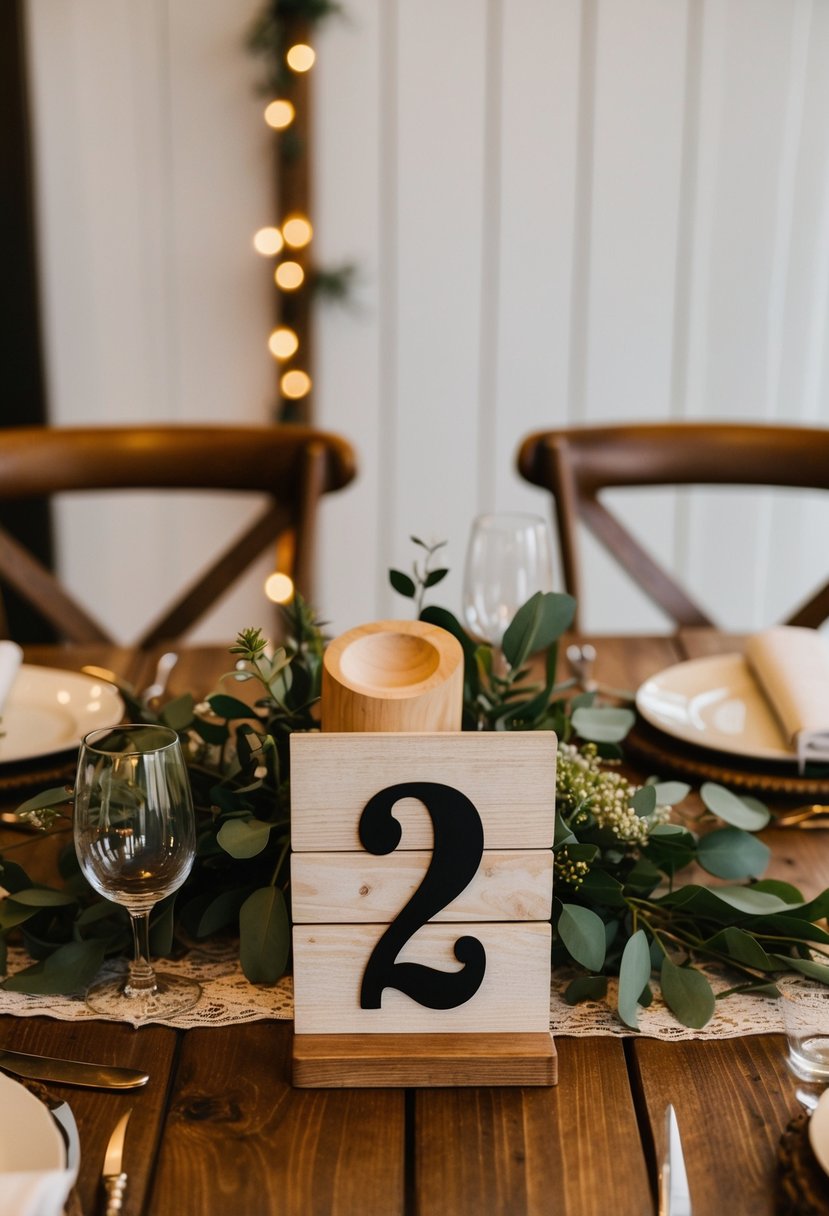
[
  {"left": 286, "top": 44, "right": 315, "bottom": 72},
  {"left": 281, "top": 215, "right": 313, "bottom": 248},
  {"left": 274, "top": 261, "right": 304, "bottom": 290},
  {"left": 264, "top": 99, "right": 295, "bottom": 129},
  {"left": 264, "top": 572, "right": 295, "bottom": 603},
  {"left": 281, "top": 369, "right": 312, "bottom": 398},
  {"left": 268, "top": 327, "right": 299, "bottom": 360},
  {"left": 253, "top": 226, "right": 284, "bottom": 256}
]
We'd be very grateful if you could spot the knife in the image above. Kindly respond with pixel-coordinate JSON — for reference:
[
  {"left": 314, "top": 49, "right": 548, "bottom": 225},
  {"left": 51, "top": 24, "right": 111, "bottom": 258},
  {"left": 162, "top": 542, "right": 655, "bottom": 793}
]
[
  {"left": 659, "top": 1104, "right": 692, "bottom": 1216},
  {"left": 0, "top": 1048, "right": 149, "bottom": 1090},
  {"left": 102, "top": 1109, "right": 131, "bottom": 1216}
]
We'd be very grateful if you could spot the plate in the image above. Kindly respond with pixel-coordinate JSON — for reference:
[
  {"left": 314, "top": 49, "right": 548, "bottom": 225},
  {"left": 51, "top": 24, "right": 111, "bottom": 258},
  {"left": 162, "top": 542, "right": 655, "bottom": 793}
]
[
  {"left": 809, "top": 1088, "right": 829, "bottom": 1176},
  {"left": 635, "top": 653, "right": 796, "bottom": 764},
  {"left": 0, "top": 1071, "right": 65, "bottom": 1172},
  {"left": 0, "top": 665, "right": 123, "bottom": 765}
]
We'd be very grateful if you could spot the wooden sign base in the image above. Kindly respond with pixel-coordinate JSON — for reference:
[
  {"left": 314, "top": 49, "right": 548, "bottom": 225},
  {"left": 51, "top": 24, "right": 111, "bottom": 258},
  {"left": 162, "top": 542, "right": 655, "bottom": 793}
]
[{"left": 291, "top": 1031, "right": 557, "bottom": 1089}]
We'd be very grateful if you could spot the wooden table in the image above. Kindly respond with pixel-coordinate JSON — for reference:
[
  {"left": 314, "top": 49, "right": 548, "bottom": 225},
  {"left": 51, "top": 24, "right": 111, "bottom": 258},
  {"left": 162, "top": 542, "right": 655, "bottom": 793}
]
[{"left": 0, "top": 633, "right": 821, "bottom": 1215}]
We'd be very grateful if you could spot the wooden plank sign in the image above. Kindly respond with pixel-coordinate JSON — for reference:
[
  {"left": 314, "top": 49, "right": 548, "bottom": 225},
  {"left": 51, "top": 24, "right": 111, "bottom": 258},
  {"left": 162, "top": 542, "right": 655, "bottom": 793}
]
[{"left": 290, "top": 731, "right": 557, "bottom": 1087}]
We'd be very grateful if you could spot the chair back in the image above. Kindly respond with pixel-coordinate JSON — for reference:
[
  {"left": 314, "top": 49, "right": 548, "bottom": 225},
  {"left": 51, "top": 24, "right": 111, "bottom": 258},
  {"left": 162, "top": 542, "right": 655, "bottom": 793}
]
[
  {"left": 0, "top": 424, "right": 356, "bottom": 646},
  {"left": 516, "top": 421, "right": 829, "bottom": 630}
]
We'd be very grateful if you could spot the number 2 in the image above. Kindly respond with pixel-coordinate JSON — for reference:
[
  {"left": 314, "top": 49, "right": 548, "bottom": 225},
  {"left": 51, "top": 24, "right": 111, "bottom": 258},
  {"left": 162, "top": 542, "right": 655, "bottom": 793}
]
[{"left": 359, "top": 781, "right": 487, "bottom": 1010}]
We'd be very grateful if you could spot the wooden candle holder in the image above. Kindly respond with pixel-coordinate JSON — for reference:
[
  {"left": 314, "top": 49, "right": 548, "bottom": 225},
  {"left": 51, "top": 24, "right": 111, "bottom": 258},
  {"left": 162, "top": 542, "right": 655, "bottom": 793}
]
[{"left": 321, "top": 618, "right": 464, "bottom": 733}]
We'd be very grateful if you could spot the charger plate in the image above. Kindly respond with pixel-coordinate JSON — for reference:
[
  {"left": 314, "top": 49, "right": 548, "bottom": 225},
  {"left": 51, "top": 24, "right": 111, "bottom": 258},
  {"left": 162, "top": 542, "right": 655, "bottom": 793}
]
[{"left": 626, "top": 716, "right": 829, "bottom": 802}]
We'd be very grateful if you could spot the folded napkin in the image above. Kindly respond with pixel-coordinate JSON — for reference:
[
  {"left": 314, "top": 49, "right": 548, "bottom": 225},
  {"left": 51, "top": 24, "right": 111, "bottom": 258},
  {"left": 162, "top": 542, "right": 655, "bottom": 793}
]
[
  {"left": 745, "top": 627, "right": 829, "bottom": 772},
  {"left": 0, "top": 1168, "right": 77, "bottom": 1216},
  {"left": 0, "top": 640, "right": 23, "bottom": 716}
]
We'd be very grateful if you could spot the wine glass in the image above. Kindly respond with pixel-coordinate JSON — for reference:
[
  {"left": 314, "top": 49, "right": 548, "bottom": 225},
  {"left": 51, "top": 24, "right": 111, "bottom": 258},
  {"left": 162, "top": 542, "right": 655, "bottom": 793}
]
[
  {"left": 462, "top": 512, "right": 555, "bottom": 662},
  {"left": 74, "top": 723, "right": 201, "bottom": 1020}
]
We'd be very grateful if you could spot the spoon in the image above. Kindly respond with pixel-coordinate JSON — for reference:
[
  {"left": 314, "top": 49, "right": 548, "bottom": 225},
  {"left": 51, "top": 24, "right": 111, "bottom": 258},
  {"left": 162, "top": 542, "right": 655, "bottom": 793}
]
[
  {"left": 565, "top": 643, "right": 635, "bottom": 701},
  {"left": 140, "top": 651, "right": 178, "bottom": 706}
]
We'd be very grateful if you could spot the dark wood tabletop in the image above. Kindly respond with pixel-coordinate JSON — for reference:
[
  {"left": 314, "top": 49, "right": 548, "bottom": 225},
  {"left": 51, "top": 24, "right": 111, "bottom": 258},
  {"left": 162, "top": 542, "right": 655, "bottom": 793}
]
[{"left": 0, "top": 633, "right": 820, "bottom": 1216}]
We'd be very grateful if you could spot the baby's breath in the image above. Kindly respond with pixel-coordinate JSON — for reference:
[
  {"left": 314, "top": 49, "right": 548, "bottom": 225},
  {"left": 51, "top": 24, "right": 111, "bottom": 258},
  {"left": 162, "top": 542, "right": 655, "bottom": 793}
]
[{"left": 556, "top": 741, "right": 670, "bottom": 847}]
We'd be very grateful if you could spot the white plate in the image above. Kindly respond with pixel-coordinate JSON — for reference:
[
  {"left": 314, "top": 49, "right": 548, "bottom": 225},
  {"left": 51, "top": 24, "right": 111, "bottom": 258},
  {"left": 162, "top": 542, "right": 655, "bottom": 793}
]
[
  {"left": 810, "top": 1087, "right": 829, "bottom": 1175},
  {"left": 0, "top": 665, "right": 123, "bottom": 765},
  {"left": 635, "top": 652, "right": 796, "bottom": 763},
  {"left": 0, "top": 1071, "right": 65, "bottom": 1172}
]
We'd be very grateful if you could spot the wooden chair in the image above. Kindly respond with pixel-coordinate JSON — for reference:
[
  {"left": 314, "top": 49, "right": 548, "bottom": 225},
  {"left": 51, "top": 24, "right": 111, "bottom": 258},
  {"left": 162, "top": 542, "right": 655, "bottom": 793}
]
[
  {"left": 516, "top": 421, "right": 829, "bottom": 631},
  {"left": 0, "top": 424, "right": 356, "bottom": 646}
]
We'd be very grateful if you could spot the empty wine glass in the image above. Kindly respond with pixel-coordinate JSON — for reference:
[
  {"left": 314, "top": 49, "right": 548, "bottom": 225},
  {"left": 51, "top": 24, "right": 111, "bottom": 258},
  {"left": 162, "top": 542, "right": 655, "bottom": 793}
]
[
  {"left": 74, "top": 723, "right": 200, "bottom": 1020},
  {"left": 462, "top": 512, "right": 555, "bottom": 660}
]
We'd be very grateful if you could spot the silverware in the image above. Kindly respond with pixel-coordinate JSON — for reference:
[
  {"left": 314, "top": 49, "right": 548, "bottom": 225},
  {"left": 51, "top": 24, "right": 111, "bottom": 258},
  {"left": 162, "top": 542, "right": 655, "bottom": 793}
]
[
  {"left": 659, "top": 1104, "right": 692, "bottom": 1216},
  {"left": 565, "top": 642, "right": 635, "bottom": 700},
  {"left": 140, "top": 651, "right": 178, "bottom": 706},
  {"left": 772, "top": 804, "right": 829, "bottom": 829},
  {"left": 0, "top": 1048, "right": 149, "bottom": 1090},
  {"left": 101, "top": 1108, "right": 131, "bottom": 1215}
]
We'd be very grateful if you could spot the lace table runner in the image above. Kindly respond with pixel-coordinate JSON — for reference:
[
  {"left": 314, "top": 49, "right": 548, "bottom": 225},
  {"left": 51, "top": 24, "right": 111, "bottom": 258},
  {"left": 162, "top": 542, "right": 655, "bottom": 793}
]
[{"left": 0, "top": 945, "right": 788, "bottom": 1038}]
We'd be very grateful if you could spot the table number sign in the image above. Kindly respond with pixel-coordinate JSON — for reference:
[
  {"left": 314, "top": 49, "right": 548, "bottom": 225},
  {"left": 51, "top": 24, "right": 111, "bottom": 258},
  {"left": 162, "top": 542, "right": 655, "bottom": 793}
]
[{"left": 290, "top": 730, "right": 557, "bottom": 1087}]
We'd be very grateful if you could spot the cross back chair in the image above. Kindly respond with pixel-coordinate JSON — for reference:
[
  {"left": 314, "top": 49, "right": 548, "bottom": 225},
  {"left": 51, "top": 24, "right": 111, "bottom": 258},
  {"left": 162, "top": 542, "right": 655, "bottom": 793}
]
[
  {"left": 516, "top": 421, "right": 829, "bottom": 632},
  {"left": 0, "top": 424, "right": 356, "bottom": 647}
]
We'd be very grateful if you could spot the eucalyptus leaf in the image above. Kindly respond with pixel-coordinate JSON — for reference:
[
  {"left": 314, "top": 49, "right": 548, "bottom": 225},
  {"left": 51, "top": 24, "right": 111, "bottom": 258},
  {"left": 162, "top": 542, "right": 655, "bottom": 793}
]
[
  {"left": 207, "top": 694, "right": 259, "bottom": 720},
  {"left": 772, "top": 955, "right": 829, "bottom": 985},
  {"left": 15, "top": 787, "right": 72, "bottom": 815},
  {"left": 557, "top": 903, "right": 606, "bottom": 972},
  {"left": 660, "top": 957, "right": 716, "bottom": 1028},
  {"left": 630, "top": 786, "right": 657, "bottom": 818},
  {"left": 8, "top": 888, "right": 76, "bottom": 908},
  {"left": 423, "top": 568, "right": 449, "bottom": 588},
  {"left": 216, "top": 817, "right": 272, "bottom": 859},
  {"left": 618, "top": 929, "right": 652, "bottom": 1030},
  {"left": 195, "top": 888, "right": 252, "bottom": 938},
  {"left": 389, "top": 569, "right": 416, "bottom": 597},
  {"left": 159, "top": 693, "right": 195, "bottom": 732},
  {"left": 705, "top": 926, "right": 776, "bottom": 971},
  {"left": 649, "top": 781, "right": 691, "bottom": 806},
  {"left": 697, "top": 828, "right": 770, "bottom": 880},
  {"left": 239, "top": 886, "right": 289, "bottom": 983},
  {"left": 564, "top": 975, "right": 608, "bottom": 1005},
  {"left": 571, "top": 706, "right": 636, "bottom": 744},
  {"left": 2, "top": 940, "right": 106, "bottom": 995},
  {"left": 700, "top": 782, "right": 771, "bottom": 831}
]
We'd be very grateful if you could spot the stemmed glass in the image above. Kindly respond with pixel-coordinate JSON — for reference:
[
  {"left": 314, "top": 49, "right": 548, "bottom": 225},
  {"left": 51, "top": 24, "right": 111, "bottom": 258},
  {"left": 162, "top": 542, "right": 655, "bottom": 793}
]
[
  {"left": 74, "top": 723, "right": 201, "bottom": 1020},
  {"left": 462, "top": 512, "right": 555, "bottom": 664}
]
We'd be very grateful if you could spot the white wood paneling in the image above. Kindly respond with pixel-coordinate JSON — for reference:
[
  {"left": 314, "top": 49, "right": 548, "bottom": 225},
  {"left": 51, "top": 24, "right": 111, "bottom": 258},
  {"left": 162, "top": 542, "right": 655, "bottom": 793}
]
[{"left": 23, "top": 0, "right": 829, "bottom": 641}]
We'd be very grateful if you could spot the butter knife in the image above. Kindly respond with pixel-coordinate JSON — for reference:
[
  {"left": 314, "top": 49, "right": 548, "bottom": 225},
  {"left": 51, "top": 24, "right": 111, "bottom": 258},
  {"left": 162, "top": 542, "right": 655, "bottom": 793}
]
[
  {"left": 0, "top": 1048, "right": 149, "bottom": 1089},
  {"left": 660, "top": 1104, "right": 692, "bottom": 1216},
  {"left": 102, "top": 1109, "right": 131, "bottom": 1215}
]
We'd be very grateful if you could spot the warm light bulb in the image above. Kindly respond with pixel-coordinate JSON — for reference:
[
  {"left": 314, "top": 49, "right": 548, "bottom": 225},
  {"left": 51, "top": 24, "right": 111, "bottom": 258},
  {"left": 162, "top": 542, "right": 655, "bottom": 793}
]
[
  {"left": 281, "top": 369, "right": 312, "bottom": 399},
  {"left": 274, "top": 261, "right": 304, "bottom": 290},
  {"left": 253, "top": 226, "right": 284, "bottom": 256},
  {"left": 282, "top": 215, "right": 313, "bottom": 249},
  {"left": 268, "top": 327, "right": 299, "bottom": 360},
  {"left": 286, "top": 44, "right": 316, "bottom": 72},
  {"left": 264, "top": 99, "right": 295, "bottom": 129},
  {"left": 264, "top": 572, "right": 295, "bottom": 603}
]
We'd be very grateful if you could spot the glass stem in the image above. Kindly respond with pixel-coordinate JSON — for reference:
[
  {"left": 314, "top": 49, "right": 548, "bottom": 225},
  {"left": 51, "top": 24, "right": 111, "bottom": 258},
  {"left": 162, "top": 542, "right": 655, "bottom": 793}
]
[{"left": 125, "top": 911, "right": 158, "bottom": 997}]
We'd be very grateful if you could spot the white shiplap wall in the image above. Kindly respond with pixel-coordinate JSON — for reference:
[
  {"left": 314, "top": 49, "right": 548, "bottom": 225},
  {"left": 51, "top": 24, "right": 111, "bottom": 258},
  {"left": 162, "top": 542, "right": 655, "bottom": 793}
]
[{"left": 24, "top": 0, "right": 829, "bottom": 642}]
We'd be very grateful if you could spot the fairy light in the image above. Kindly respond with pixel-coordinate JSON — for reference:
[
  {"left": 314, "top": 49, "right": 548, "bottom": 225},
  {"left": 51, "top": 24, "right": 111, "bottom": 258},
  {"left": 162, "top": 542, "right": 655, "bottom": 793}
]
[
  {"left": 253, "top": 226, "right": 284, "bottom": 256},
  {"left": 274, "top": 260, "right": 304, "bottom": 290},
  {"left": 264, "top": 99, "right": 295, "bottom": 129},
  {"left": 268, "top": 327, "right": 299, "bottom": 360},
  {"left": 286, "top": 44, "right": 315, "bottom": 72},
  {"left": 281, "top": 214, "right": 313, "bottom": 249},
  {"left": 264, "top": 572, "right": 295, "bottom": 603},
  {"left": 281, "top": 369, "right": 312, "bottom": 398}
]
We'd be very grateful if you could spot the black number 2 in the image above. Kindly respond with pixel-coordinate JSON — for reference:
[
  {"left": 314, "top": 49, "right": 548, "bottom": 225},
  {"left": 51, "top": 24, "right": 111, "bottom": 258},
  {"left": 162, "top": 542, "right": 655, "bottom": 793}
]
[{"left": 359, "top": 781, "right": 487, "bottom": 1010}]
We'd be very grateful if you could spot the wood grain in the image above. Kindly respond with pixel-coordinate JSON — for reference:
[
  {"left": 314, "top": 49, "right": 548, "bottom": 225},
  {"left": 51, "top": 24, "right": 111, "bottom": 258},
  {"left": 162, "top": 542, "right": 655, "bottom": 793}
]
[
  {"left": 291, "top": 848, "right": 554, "bottom": 923},
  {"left": 293, "top": 922, "right": 551, "bottom": 1034},
  {"left": 414, "top": 1037, "right": 653, "bottom": 1216},
  {"left": 630, "top": 1036, "right": 800, "bottom": 1216},
  {"left": 292, "top": 1031, "right": 557, "bottom": 1088},
  {"left": 290, "top": 731, "right": 557, "bottom": 851},
  {"left": 149, "top": 1021, "right": 405, "bottom": 1216}
]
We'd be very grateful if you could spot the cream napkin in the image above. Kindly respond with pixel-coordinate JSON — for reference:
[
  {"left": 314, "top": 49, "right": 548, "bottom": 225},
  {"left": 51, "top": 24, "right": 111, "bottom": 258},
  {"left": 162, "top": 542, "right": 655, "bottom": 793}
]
[
  {"left": 0, "top": 639, "right": 23, "bottom": 715},
  {"left": 744, "top": 626, "right": 829, "bottom": 772},
  {"left": 0, "top": 1168, "right": 77, "bottom": 1216}
]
